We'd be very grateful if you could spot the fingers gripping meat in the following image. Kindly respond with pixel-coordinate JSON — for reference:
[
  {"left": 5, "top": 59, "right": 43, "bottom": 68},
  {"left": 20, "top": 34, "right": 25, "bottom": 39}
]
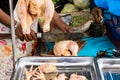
[
  {"left": 16, "top": 0, "right": 32, "bottom": 34},
  {"left": 53, "top": 40, "right": 79, "bottom": 56}
]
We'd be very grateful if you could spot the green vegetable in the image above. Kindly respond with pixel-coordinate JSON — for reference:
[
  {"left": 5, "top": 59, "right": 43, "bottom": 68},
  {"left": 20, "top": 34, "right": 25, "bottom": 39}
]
[
  {"left": 39, "top": 17, "right": 45, "bottom": 23},
  {"left": 60, "top": 3, "right": 79, "bottom": 13},
  {"left": 70, "top": 16, "right": 89, "bottom": 27},
  {"left": 73, "top": 0, "right": 90, "bottom": 9}
]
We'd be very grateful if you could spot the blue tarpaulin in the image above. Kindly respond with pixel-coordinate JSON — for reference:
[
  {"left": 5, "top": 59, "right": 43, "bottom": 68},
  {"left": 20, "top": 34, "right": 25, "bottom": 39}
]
[{"left": 78, "top": 36, "right": 116, "bottom": 57}]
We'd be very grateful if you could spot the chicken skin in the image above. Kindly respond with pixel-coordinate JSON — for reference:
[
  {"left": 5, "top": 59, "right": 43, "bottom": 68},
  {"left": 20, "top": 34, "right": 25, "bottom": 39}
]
[
  {"left": 15, "top": 0, "right": 54, "bottom": 34},
  {"left": 53, "top": 40, "right": 79, "bottom": 56},
  {"left": 69, "top": 74, "right": 87, "bottom": 80}
]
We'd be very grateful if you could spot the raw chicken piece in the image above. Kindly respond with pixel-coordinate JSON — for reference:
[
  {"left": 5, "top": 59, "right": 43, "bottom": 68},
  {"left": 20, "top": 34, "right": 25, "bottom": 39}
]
[
  {"left": 38, "top": 64, "right": 57, "bottom": 73},
  {"left": 52, "top": 73, "right": 68, "bottom": 80},
  {"left": 29, "top": 0, "right": 45, "bottom": 17},
  {"left": 24, "top": 65, "right": 37, "bottom": 80},
  {"left": 53, "top": 40, "right": 79, "bottom": 56},
  {"left": 15, "top": 0, "right": 32, "bottom": 34},
  {"left": 69, "top": 74, "right": 87, "bottom": 80},
  {"left": 32, "top": 69, "right": 46, "bottom": 80},
  {"left": 42, "top": 0, "right": 54, "bottom": 32},
  {"left": 28, "top": 0, "right": 54, "bottom": 32},
  {"left": 57, "top": 73, "right": 68, "bottom": 80},
  {"left": 15, "top": 0, "right": 54, "bottom": 34},
  {"left": 53, "top": 77, "right": 58, "bottom": 80}
]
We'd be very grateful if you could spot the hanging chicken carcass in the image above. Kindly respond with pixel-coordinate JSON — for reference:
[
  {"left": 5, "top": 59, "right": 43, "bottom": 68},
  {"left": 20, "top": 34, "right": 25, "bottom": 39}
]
[{"left": 15, "top": 0, "right": 55, "bottom": 34}]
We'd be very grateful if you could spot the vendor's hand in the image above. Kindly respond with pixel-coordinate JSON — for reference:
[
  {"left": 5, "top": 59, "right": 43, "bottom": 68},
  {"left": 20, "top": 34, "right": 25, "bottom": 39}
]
[
  {"left": 55, "top": 23, "right": 73, "bottom": 32},
  {"left": 50, "top": 23, "right": 73, "bottom": 33},
  {"left": 15, "top": 23, "right": 37, "bottom": 42},
  {"left": 50, "top": 11, "right": 73, "bottom": 33}
]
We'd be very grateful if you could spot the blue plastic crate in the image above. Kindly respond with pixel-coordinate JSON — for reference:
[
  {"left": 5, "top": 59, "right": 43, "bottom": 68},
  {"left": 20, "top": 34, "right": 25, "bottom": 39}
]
[
  {"left": 104, "top": 72, "right": 120, "bottom": 80},
  {"left": 105, "top": 20, "right": 120, "bottom": 41},
  {"left": 94, "top": 0, "right": 120, "bottom": 16},
  {"left": 108, "top": 0, "right": 120, "bottom": 16},
  {"left": 102, "top": 9, "right": 120, "bottom": 41}
]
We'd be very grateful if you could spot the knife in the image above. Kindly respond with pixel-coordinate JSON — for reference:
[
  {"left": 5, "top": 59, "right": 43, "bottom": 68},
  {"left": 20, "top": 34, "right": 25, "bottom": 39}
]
[{"left": 37, "top": 32, "right": 84, "bottom": 42}]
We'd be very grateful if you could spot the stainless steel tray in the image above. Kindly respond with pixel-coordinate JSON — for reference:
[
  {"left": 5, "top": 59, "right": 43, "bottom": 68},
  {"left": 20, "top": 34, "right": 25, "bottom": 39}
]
[
  {"left": 11, "top": 57, "right": 101, "bottom": 80},
  {"left": 97, "top": 58, "right": 120, "bottom": 80}
]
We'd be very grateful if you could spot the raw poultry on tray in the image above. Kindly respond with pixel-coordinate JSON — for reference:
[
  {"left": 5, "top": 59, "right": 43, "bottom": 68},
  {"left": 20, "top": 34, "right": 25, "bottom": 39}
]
[{"left": 24, "top": 64, "right": 88, "bottom": 80}]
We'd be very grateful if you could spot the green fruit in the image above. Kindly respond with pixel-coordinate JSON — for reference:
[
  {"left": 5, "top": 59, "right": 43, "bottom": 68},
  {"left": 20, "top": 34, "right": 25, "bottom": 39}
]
[
  {"left": 73, "top": 0, "right": 90, "bottom": 9},
  {"left": 61, "top": 3, "right": 79, "bottom": 13}
]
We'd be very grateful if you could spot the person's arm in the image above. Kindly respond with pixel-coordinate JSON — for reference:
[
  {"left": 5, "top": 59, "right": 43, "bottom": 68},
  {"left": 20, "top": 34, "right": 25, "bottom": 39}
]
[
  {"left": 0, "top": 8, "right": 11, "bottom": 27},
  {"left": 50, "top": 11, "right": 73, "bottom": 32},
  {"left": 0, "top": 8, "right": 37, "bottom": 41}
]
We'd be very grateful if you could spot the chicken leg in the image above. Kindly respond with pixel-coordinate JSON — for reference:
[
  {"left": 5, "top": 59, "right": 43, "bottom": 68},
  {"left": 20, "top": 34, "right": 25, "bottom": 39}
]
[
  {"left": 28, "top": 0, "right": 54, "bottom": 32},
  {"left": 16, "top": 0, "right": 32, "bottom": 34},
  {"left": 43, "top": 0, "right": 54, "bottom": 32}
]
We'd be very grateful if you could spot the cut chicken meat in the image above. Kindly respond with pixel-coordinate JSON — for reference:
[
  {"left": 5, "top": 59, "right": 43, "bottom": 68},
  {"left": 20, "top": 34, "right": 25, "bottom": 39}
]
[
  {"left": 53, "top": 40, "right": 79, "bottom": 56},
  {"left": 32, "top": 69, "right": 46, "bottom": 80},
  {"left": 57, "top": 73, "right": 68, "bottom": 80},
  {"left": 69, "top": 74, "right": 87, "bottom": 80},
  {"left": 24, "top": 65, "right": 37, "bottom": 80},
  {"left": 52, "top": 73, "right": 68, "bottom": 80},
  {"left": 38, "top": 64, "right": 57, "bottom": 73}
]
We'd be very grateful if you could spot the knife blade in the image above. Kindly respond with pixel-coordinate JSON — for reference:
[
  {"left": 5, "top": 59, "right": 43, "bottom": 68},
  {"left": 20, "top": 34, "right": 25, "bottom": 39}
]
[{"left": 37, "top": 32, "right": 84, "bottom": 42}]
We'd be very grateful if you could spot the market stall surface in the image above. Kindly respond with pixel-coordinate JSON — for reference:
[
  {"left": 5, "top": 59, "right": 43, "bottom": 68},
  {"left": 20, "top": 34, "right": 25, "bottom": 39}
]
[{"left": 78, "top": 35, "right": 116, "bottom": 57}]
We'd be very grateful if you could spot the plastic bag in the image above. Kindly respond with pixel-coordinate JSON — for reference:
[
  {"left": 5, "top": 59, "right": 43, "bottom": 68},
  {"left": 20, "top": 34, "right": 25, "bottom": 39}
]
[{"left": 94, "top": 0, "right": 108, "bottom": 9}]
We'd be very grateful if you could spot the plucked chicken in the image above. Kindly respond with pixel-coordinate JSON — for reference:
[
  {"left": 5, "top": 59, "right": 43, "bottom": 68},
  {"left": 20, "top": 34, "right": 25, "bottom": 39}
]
[
  {"left": 15, "top": 0, "right": 54, "bottom": 34},
  {"left": 32, "top": 69, "right": 46, "bottom": 80},
  {"left": 38, "top": 64, "right": 57, "bottom": 73},
  {"left": 53, "top": 40, "right": 79, "bottom": 56},
  {"left": 24, "top": 65, "right": 38, "bottom": 80},
  {"left": 24, "top": 64, "right": 88, "bottom": 80},
  {"left": 69, "top": 74, "right": 87, "bottom": 80},
  {"left": 53, "top": 73, "right": 68, "bottom": 80},
  {"left": 15, "top": 0, "right": 33, "bottom": 34},
  {"left": 57, "top": 73, "right": 68, "bottom": 80}
]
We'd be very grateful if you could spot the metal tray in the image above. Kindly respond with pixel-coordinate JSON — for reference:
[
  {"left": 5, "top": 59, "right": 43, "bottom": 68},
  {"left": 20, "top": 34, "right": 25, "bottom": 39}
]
[
  {"left": 97, "top": 58, "right": 120, "bottom": 80},
  {"left": 11, "top": 57, "right": 101, "bottom": 80}
]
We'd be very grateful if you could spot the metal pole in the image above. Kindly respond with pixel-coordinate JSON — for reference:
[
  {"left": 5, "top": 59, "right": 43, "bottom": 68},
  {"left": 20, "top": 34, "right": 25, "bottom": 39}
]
[{"left": 9, "top": 0, "right": 16, "bottom": 72}]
